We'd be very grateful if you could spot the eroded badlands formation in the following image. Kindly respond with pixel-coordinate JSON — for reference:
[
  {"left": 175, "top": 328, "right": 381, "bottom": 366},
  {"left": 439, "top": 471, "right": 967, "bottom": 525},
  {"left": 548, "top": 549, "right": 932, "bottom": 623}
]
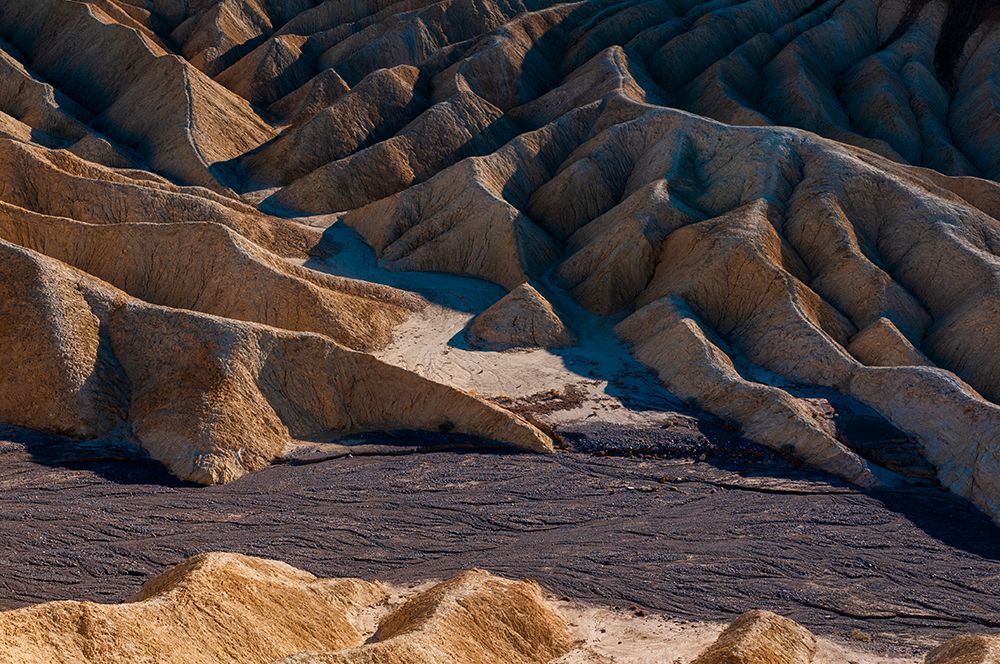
[
  {"left": 0, "top": 0, "right": 996, "bottom": 522},
  {"left": 0, "top": 5, "right": 998, "bottom": 650}
]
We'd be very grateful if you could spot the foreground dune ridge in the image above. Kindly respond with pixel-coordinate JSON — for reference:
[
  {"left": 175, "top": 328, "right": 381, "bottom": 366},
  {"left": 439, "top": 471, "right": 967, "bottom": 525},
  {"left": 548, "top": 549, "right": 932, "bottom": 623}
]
[
  {"left": 0, "top": 0, "right": 996, "bottom": 523},
  {"left": 0, "top": 552, "right": 994, "bottom": 664},
  {"left": 0, "top": 552, "right": 574, "bottom": 664}
]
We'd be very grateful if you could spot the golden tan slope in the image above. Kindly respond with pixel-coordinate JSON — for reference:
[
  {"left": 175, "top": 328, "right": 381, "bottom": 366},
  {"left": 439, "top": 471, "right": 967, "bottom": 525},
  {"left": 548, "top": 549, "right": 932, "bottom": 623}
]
[
  {"left": 925, "top": 635, "right": 1000, "bottom": 664},
  {"left": 0, "top": 552, "right": 385, "bottom": 664},
  {"left": 0, "top": 210, "right": 418, "bottom": 351},
  {"left": 0, "top": 137, "right": 314, "bottom": 256},
  {"left": 280, "top": 570, "right": 574, "bottom": 664}
]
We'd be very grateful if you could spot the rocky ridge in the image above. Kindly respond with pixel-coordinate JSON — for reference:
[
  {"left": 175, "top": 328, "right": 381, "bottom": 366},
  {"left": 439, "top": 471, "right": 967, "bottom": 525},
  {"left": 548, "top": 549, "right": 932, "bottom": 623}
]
[
  {"left": 0, "top": 239, "right": 551, "bottom": 483},
  {"left": 0, "top": 552, "right": 571, "bottom": 664}
]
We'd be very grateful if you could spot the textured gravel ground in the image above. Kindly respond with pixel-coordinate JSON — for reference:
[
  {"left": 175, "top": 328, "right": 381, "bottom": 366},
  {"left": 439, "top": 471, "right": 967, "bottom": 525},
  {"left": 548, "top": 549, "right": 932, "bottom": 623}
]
[{"left": 0, "top": 425, "right": 998, "bottom": 657}]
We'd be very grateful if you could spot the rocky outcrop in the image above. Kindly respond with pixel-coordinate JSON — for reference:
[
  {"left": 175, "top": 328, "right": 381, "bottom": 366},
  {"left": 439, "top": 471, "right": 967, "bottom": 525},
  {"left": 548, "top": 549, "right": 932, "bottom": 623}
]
[
  {"left": 617, "top": 297, "right": 886, "bottom": 488},
  {"left": 0, "top": 0, "right": 276, "bottom": 192},
  {"left": 4, "top": 0, "right": 997, "bottom": 194},
  {"left": 925, "top": 635, "right": 1000, "bottom": 664},
  {"left": 0, "top": 554, "right": 572, "bottom": 664},
  {"left": 0, "top": 137, "right": 315, "bottom": 256},
  {"left": 280, "top": 570, "right": 573, "bottom": 664},
  {"left": 4, "top": 554, "right": 992, "bottom": 664},
  {"left": 692, "top": 610, "right": 817, "bottom": 664},
  {"left": 0, "top": 211, "right": 419, "bottom": 352},
  {"left": 466, "top": 283, "right": 574, "bottom": 351},
  {"left": 241, "top": 65, "right": 424, "bottom": 186},
  {"left": 0, "top": 553, "right": 385, "bottom": 664},
  {"left": 348, "top": 94, "right": 1000, "bottom": 519},
  {"left": 267, "top": 91, "right": 519, "bottom": 213},
  {"left": 0, "top": 0, "right": 997, "bottom": 522}
]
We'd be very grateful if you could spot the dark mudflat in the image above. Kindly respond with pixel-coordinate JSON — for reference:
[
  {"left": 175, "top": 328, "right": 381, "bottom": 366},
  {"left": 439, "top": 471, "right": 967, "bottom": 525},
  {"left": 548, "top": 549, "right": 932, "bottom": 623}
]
[{"left": 0, "top": 425, "right": 998, "bottom": 657}]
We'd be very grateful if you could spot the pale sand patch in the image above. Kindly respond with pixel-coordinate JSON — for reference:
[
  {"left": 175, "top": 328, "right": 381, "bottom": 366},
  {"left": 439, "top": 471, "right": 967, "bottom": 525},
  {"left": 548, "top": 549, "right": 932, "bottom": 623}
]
[
  {"left": 550, "top": 601, "right": 920, "bottom": 664},
  {"left": 300, "top": 220, "right": 685, "bottom": 432},
  {"left": 371, "top": 581, "right": 920, "bottom": 664}
]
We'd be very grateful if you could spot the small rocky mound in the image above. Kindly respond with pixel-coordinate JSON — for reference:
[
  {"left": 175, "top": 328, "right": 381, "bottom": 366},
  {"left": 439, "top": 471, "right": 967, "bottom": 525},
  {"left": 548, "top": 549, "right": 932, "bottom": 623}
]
[
  {"left": 0, "top": 554, "right": 572, "bottom": 664},
  {"left": 692, "top": 610, "right": 817, "bottom": 664},
  {"left": 692, "top": 611, "right": 1000, "bottom": 664},
  {"left": 280, "top": 569, "right": 573, "bottom": 664},
  {"left": 926, "top": 635, "right": 1000, "bottom": 664},
  {"left": 466, "top": 283, "right": 575, "bottom": 351}
]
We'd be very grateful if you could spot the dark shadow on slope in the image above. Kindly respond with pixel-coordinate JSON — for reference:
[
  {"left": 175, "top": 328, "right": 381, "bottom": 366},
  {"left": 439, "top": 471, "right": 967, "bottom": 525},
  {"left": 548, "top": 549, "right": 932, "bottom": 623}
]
[
  {"left": 305, "top": 221, "right": 507, "bottom": 314},
  {"left": 890, "top": 0, "right": 1000, "bottom": 90},
  {"left": 258, "top": 106, "right": 519, "bottom": 213},
  {"left": 508, "top": 0, "right": 623, "bottom": 108},
  {"left": 28, "top": 128, "right": 71, "bottom": 150},
  {"left": 532, "top": 276, "right": 682, "bottom": 412},
  {"left": 233, "top": 71, "right": 432, "bottom": 192},
  {"left": 778, "top": 385, "right": 940, "bottom": 482},
  {"left": 870, "top": 484, "right": 1000, "bottom": 564},
  {"left": 0, "top": 424, "right": 194, "bottom": 487}
]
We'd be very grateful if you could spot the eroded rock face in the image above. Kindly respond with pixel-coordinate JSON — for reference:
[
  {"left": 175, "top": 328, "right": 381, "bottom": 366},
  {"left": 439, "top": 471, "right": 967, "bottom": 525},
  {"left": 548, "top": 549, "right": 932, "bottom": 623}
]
[
  {"left": 0, "top": 211, "right": 420, "bottom": 352},
  {"left": 279, "top": 570, "right": 574, "bottom": 664},
  {"left": 0, "top": 552, "right": 384, "bottom": 664},
  {"left": 467, "top": 283, "right": 575, "bottom": 350},
  {"left": 0, "top": 241, "right": 552, "bottom": 483},
  {"left": 352, "top": 95, "right": 1000, "bottom": 520}
]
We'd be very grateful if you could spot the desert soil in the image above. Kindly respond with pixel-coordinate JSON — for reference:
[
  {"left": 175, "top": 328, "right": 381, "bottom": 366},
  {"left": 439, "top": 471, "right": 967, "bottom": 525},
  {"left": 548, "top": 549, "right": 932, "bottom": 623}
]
[{"left": 1, "top": 425, "right": 997, "bottom": 660}]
